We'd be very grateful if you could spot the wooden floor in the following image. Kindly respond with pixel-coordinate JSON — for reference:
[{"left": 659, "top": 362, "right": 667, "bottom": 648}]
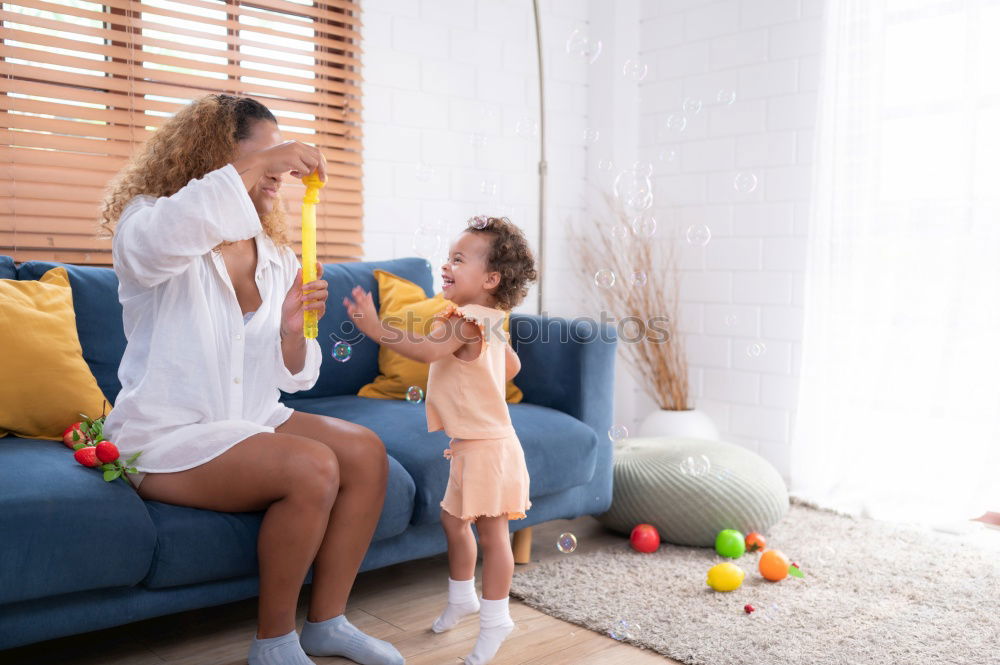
[{"left": 0, "top": 515, "right": 675, "bottom": 665}]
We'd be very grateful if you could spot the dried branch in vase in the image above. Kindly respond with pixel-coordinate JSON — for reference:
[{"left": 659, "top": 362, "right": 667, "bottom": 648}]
[{"left": 574, "top": 193, "right": 691, "bottom": 411}]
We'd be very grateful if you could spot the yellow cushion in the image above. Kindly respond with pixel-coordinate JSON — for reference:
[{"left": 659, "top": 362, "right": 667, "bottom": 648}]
[
  {"left": 357, "top": 269, "right": 523, "bottom": 403},
  {"left": 0, "top": 267, "right": 110, "bottom": 440}
]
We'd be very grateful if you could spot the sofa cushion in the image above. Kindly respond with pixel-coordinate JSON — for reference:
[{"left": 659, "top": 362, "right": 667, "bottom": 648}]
[
  {"left": 16, "top": 261, "right": 128, "bottom": 405},
  {"left": 0, "top": 267, "right": 110, "bottom": 440},
  {"left": 285, "top": 257, "right": 434, "bottom": 400},
  {"left": 0, "top": 437, "right": 157, "bottom": 605},
  {"left": 0, "top": 255, "right": 15, "bottom": 279},
  {"left": 282, "top": 395, "right": 600, "bottom": 526},
  {"left": 140, "top": 455, "right": 415, "bottom": 589}
]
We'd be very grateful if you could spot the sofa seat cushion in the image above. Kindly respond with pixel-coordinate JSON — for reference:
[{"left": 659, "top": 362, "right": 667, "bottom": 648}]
[
  {"left": 141, "top": 455, "right": 414, "bottom": 589},
  {"left": 281, "top": 395, "right": 600, "bottom": 526},
  {"left": 0, "top": 438, "right": 157, "bottom": 605}
]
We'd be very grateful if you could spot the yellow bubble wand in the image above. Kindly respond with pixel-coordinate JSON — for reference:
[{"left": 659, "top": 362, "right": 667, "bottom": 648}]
[{"left": 300, "top": 171, "right": 325, "bottom": 339}]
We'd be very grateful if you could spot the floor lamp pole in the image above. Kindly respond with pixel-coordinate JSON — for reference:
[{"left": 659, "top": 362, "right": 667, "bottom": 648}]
[{"left": 532, "top": 0, "right": 547, "bottom": 315}]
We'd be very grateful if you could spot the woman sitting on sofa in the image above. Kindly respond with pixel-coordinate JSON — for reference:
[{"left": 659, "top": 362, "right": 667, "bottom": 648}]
[{"left": 99, "top": 93, "right": 403, "bottom": 665}]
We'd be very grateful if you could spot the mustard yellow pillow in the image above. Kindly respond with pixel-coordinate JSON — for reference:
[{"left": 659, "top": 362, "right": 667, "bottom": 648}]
[
  {"left": 357, "top": 269, "right": 523, "bottom": 402},
  {"left": 0, "top": 267, "right": 110, "bottom": 440}
]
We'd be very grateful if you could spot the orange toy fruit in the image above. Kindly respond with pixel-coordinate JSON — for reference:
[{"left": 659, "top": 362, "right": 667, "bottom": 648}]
[
  {"left": 745, "top": 532, "right": 766, "bottom": 553},
  {"left": 759, "top": 549, "right": 791, "bottom": 581}
]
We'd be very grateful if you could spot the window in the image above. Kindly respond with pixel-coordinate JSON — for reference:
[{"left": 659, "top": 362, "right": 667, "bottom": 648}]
[{"left": 1, "top": 0, "right": 362, "bottom": 265}]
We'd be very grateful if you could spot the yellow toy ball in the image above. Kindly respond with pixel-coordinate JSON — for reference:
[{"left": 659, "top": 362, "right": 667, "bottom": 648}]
[{"left": 706, "top": 562, "right": 745, "bottom": 592}]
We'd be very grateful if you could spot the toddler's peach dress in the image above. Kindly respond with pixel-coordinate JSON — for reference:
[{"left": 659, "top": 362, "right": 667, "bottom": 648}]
[{"left": 425, "top": 303, "right": 531, "bottom": 522}]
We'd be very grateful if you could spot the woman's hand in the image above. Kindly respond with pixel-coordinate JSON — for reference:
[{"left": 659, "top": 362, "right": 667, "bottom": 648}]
[
  {"left": 233, "top": 140, "right": 328, "bottom": 190},
  {"left": 280, "top": 262, "right": 328, "bottom": 339},
  {"left": 343, "top": 286, "right": 381, "bottom": 340}
]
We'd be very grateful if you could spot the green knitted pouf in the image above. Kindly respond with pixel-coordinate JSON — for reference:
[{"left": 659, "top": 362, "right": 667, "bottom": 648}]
[{"left": 596, "top": 436, "right": 789, "bottom": 547}]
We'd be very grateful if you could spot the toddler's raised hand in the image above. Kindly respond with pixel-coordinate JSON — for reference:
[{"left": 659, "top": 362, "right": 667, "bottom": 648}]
[{"left": 343, "top": 286, "right": 380, "bottom": 339}]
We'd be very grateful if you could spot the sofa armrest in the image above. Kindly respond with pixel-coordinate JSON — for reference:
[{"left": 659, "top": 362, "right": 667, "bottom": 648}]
[{"left": 509, "top": 314, "right": 617, "bottom": 438}]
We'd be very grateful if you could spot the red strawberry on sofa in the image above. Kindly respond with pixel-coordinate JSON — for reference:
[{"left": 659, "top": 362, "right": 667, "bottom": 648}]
[
  {"left": 95, "top": 441, "right": 119, "bottom": 464},
  {"left": 73, "top": 447, "right": 100, "bottom": 468},
  {"left": 62, "top": 422, "right": 85, "bottom": 449}
]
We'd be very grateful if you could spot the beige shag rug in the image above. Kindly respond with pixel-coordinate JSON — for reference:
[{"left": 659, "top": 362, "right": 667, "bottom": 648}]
[{"left": 510, "top": 498, "right": 1000, "bottom": 665}]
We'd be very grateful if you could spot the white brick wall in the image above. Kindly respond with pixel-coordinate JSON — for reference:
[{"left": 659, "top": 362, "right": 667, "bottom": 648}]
[
  {"left": 359, "top": 0, "right": 823, "bottom": 483},
  {"left": 627, "top": 0, "right": 824, "bottom": 482},
  {"left": 359, "top": 0, "right": 592, "bottom": 316}
]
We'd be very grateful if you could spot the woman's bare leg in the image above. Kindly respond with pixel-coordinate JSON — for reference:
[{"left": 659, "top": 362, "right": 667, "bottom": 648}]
[
  {"left": 274, "top": 411, "right": 389, "bottom": 621},
  {"left": 136, "top": 432, "right": 340, "bottom": 639}
]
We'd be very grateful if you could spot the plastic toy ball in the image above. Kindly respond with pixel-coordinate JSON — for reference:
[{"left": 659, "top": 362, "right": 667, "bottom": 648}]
[
  {"left": 715, "top": 529, "right": 746, "bottom": 558},
  {"left": 706, "top": 562, "right": 745, "bottom": 591},
  {"left": 629, "top": 524, "right": 661, "bottom": 553}
]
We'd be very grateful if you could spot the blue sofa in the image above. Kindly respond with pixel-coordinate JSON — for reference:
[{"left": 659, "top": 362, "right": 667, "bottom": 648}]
[{"left": 0, "top": 254, "right": 616, "bottom": 651}]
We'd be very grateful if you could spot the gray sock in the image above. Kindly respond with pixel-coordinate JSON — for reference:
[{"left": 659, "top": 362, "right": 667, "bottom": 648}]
[
  {"left": 299, "top": 614, "right": 404, "bottom": 665},
  {"left": 248, "top": 628, "right": 316, "bottom": 665}
]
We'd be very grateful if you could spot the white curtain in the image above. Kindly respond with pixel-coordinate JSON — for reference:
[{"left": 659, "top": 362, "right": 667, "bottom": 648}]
[{"left": 790, "top": 0, "right": 1000, "bottom": 525}]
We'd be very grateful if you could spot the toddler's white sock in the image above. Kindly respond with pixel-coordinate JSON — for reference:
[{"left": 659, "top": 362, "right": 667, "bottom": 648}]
[
  {"left": 464, "top": 597, "right": 515, "bottom": 665},
  {"left": 431, "top": 577, "right": 480, "bottom": 633}
]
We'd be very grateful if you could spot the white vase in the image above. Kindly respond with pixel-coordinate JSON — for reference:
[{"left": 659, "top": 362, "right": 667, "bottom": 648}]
[{"left": 636, "top": 408, "right": 719, "bottom": 440}]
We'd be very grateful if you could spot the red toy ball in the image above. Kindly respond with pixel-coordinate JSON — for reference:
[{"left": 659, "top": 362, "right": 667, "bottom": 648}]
[{"left": 629, "top": 524, "right": 661, "bottom": 553}]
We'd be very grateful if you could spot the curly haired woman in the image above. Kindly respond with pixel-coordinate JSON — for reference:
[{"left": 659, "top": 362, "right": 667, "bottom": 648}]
[{"left": 100, "top": 94, "right": 403, "bottom": 665}]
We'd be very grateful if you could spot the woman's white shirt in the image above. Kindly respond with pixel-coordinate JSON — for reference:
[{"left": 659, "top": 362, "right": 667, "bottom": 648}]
[{"left": 102, "top": 163, "right": 322, "bottom": 473}]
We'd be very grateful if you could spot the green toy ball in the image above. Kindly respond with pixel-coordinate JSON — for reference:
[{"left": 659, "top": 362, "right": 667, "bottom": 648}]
[{"left": 715, "top": 529, "right": 746, "bottom": 558}]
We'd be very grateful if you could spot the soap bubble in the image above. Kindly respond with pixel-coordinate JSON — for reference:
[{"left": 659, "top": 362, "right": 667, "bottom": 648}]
[
  {"left": 632, "top": 160, "right": 654, "bottom": 177},
  {"left": 685, "top": 223, "right": 712, "bottom": 247},
  {"left": 622, "top": 59, "right": 648, "bottom": 81},
  {"left": 717, "top": 89, "right": 737, "bottom": 105},
  {"left": 609, "top": 619, "right": 636, "bottom": 640},
  {"left": 665, "top": 114, "right": 687, "bottom": 133},
  {"left": 515, "top": 117, "right": 538, "bottom": 139},
  {"left": 613, "top": 169, "right": 653, "bottom": 215},
  {"left": 734, "top": 171, "right": 759, "bottom": 193},
  {"left": 415, "top": 163, "right": 435, "bottom": 182},
  {"left": 682, "top": 97, "right": 703, "bottom": 114},
  {"left": 331, "top": 341, "right": 352, "bottom": 363},
  {"left": 658, "top": 148, "right": 677, "bottom": 163},
  {"left": 594, "top": 269, "right": 616, "bottom": 288},
  {"left": 630, "top": 271, "right": 648, "bottom": 287},
  {"left": 631, "top": 215, "right": 657, "bottom": 238},
  {"left": 565, "top": 28, "right": 602, "bottom": 64},
  {"left": 815, "top": 545, "right": 836, "bottom": 565},
  {"left": 412, "top": 220, "right": 445, "bottom": 259},
  {"left": 556, "top": 532, "right": 578, "bottom": 553},
  {"left": 679, "top": 454, "right": 712, "bottom": 477},
  {"left": 725, "top": 313, "right": 739, "bottom": 327},
  {"left": 582, "top": 127, "right": 600, "bottom": 143},
  {"left": 468, "top": 215, "right": 489, "bottom": 229},
  {"left": 405, "top": 386, "right": 424, "bottom": 403},
  {"left": 608, "top": 424, "right": 629, "bottom": 443},
  {"left": 480, "top": 179, "right": 498, "bottom": 198},
  {"left": 597, "top": 159, "right": 614, "bottom": 172},
  {"left": 468, "top": 132, "right": 487, "bottom": 147},
  {"left": 610, "top": 223, "right": 631, "bottom": 241},
  {"left": 746, "top": 341, "right": 767, "bottom": 358}
]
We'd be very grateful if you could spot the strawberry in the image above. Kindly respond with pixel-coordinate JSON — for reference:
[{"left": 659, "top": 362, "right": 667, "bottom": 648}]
[
  {"left": 96, "top": 441, "right": 119, "bottom": 464},
  {"left": 74, "top": 446, "right": 100, "bottom": 467},
  {"left": 62, "top": 422, "right": 85, "bottom": 449}
]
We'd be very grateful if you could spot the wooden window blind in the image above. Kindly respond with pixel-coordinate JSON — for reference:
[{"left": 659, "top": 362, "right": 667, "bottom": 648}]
[{"left": 1, "top": 0, "right": 363, "bottom": 266}]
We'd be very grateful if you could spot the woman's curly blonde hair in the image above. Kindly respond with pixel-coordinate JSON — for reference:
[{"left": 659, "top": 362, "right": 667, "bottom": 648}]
[{"left": 98, "top": 93, "right": 290, "bottom": 249}]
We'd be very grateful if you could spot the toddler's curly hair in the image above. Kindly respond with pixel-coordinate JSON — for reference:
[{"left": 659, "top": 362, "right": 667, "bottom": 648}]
[{"left": 465, "top": 216, "right": 538, "bottom": 311}]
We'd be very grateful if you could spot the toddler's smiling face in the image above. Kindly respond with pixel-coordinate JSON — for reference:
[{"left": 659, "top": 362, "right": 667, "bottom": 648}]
[{"left": 441, "top": 231, "right": 500, "bottom": 307}]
